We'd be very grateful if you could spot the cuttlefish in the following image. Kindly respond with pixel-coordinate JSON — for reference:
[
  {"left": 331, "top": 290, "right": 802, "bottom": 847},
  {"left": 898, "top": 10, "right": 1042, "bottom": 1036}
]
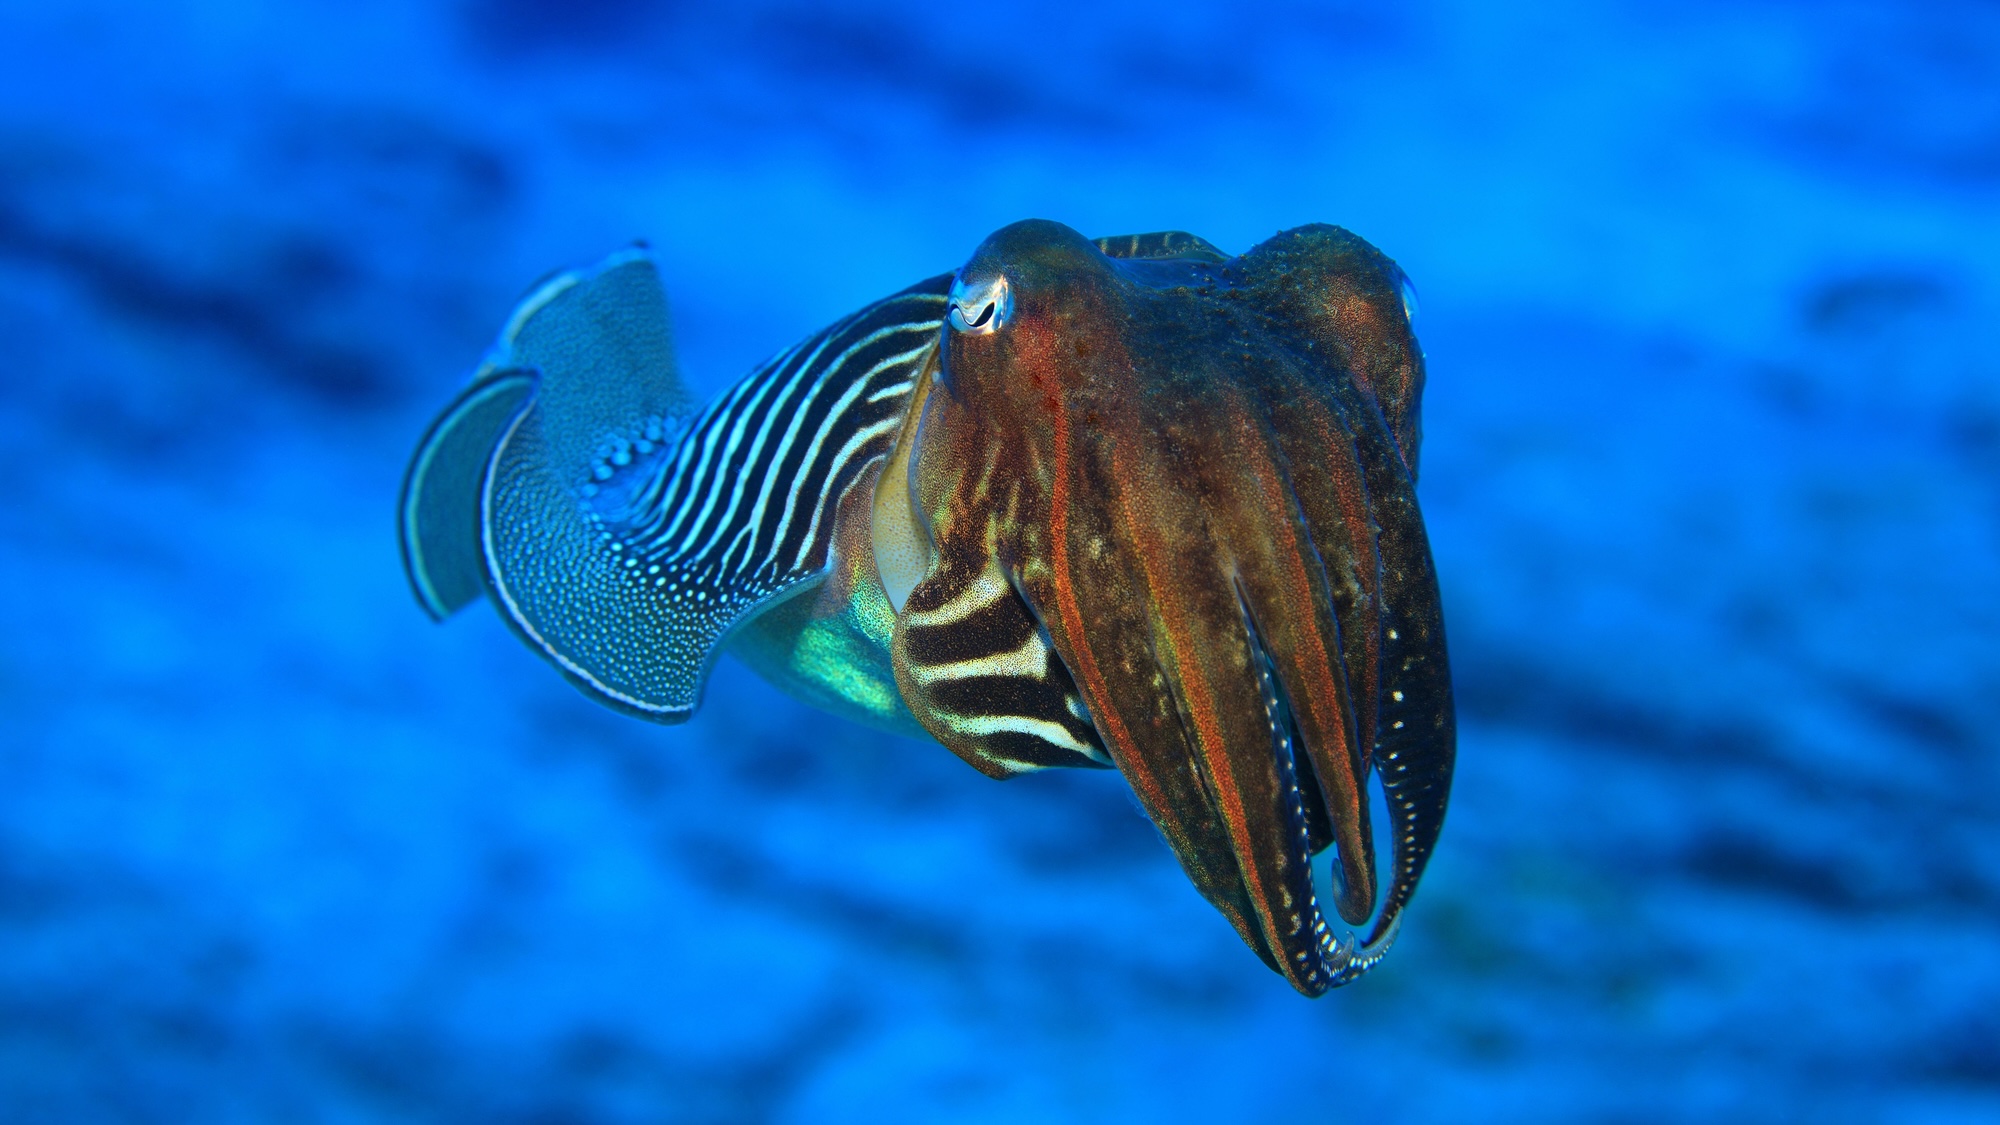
[{"left": 399, "top": 220, "right": 1453, "bottom": 995}]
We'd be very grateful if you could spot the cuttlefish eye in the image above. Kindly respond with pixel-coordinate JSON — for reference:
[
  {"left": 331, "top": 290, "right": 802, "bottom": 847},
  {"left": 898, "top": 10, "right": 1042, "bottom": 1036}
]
[{"left": 947, "top": 271, "right": 1011, "bottom": 335}]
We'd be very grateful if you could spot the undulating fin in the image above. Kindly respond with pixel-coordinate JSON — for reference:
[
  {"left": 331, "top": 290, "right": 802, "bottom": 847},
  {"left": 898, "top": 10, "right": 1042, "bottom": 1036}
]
[
  {"left": 473, "top": 248, "right": 702, "bottom": 720},
  {"left": 398, "top": 369, "right": 536, "bottom": 620},
  {"left": 400, "top": 247, "right": 682, "bottom": 624},
  {"left": 483, "top": 250, "right": 951, "bottom": 722},
  {"left": 1093, "top": 230, "right": 1230, "bottom": 263}
]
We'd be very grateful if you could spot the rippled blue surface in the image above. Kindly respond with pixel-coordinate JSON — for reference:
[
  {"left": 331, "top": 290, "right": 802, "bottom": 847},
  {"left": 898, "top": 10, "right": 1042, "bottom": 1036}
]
[{"left": 2, "top": 2, "right": 1997, "bottom": 1121}]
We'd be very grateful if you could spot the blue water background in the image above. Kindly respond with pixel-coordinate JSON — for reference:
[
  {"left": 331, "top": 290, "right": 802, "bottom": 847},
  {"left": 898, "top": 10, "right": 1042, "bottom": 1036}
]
[{"left": 2, "top": 2, "right": 1997, "bottom": 1120}]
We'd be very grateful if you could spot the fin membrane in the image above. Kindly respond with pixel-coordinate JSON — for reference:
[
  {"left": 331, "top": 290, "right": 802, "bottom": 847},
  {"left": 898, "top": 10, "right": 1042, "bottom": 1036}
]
[
  {"left": 403, "top": 247, "right": 736, "bottom": 721},
  {"left": 399, "top": 370, "right": 535, "bottom": 620}
]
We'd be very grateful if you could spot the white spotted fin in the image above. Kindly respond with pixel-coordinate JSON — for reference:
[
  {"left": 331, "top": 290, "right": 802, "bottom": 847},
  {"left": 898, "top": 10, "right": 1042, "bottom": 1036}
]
[
  {"left": 400, "top": 248, "right": 715, "bottom": 720},
  {"left": 401, "top": 247, "right": 950, "bottom": 724}
]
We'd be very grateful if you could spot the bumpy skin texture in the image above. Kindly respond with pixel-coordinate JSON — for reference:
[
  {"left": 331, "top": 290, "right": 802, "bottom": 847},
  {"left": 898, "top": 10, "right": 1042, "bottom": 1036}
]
[{"left": 891, "top": 221, "right": 1454, "bottom": 995}]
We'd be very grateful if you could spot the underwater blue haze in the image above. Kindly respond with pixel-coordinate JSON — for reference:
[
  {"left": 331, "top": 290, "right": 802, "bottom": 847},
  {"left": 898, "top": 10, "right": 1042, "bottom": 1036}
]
[{"left": 1, "top": 0, "right": 1997, "bottom": 1121}]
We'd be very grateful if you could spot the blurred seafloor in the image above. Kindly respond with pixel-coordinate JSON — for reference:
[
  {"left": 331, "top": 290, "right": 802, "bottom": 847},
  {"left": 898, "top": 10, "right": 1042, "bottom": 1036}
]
[{"left": 1, "top": 1, "right": 1997, "bottom": 1121}]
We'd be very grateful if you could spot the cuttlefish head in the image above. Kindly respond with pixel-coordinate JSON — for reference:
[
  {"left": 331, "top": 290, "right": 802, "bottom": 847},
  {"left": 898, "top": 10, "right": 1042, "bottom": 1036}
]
[{"left": 890, "top": 219, "right": 1454, "bottom": 995}]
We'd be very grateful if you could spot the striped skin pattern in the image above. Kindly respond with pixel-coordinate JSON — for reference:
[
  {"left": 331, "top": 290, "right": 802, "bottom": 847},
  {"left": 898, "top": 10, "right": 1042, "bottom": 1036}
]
[
  {"left": 564, "top": 265, "right": 1128, "bottom": 770},
  {"left": 403, "top": 249, "right": 1129, "bottom": 769},
  {"left": 583, "top": 275, "right": 952, "bottom": 634},
  {"left": 473, "top": 263, "right": 958, "bottom": 723},
  {"left": 896, "top": 221, "right": 1454, "bottom": 996},
  {"left": 892, "top": 548, "right": 1111, "bottom": 775},
  {"left": 885, "top": 232, "right": 1233, "bottom": 777}
]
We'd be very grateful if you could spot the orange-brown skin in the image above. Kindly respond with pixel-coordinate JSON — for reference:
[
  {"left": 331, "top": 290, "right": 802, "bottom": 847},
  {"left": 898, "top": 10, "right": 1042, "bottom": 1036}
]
[{"left": 893, "top": 221, "right": 1454, "bottom": 994}]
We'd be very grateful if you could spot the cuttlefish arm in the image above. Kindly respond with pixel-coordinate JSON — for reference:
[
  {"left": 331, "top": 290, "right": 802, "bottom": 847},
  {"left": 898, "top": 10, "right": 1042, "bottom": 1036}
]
[
  {"left": 874, "top": 233, "right": 1238, "bottom": 776},
  {"left": 891, "top": 221, "right": 1454, "bottom": 995}
]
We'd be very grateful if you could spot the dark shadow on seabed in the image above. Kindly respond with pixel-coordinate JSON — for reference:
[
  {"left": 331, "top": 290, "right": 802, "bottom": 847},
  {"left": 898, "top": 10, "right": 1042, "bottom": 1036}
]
[{"left": 0, "top": 1, "right": 1996, "bottom": 1120}]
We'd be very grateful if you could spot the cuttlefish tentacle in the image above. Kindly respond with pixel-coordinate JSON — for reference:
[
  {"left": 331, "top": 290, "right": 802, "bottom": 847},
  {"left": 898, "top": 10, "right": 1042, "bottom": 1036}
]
[
  {"left": 1236, "top": 229, "right": 1456, "bottom": 949},
  {"left": 1225, "top": 405, "right": 1376, "bottom": 927},
  {"left": 894, "top": 220, "right": 1454, "bottom": 995},
  {"left": 1033, "top": 326, "right": 1378, "bottom": 988}
]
